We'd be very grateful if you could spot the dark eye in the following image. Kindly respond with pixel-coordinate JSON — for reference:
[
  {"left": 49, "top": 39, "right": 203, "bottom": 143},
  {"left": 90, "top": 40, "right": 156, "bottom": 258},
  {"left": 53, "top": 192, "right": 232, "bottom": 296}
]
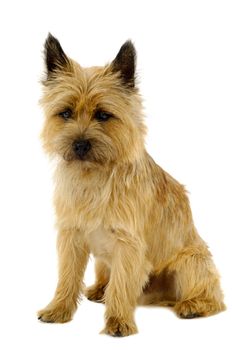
[
  {"left": 59, "top": 109, "right": 72, "bottom": 120},
  {"left": 94, "top": 110, "right": 112, "bottom": 122}
]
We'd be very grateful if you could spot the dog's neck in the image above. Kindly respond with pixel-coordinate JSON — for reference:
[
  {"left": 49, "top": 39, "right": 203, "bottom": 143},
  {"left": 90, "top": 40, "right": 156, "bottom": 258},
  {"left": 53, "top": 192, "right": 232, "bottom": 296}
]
[{"left": 57, "top": 152, "right": 148, "bottom": 181}]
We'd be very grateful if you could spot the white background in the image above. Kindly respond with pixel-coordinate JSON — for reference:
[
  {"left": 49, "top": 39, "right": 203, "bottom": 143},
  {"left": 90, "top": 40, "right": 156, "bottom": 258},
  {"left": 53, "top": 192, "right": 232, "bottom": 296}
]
[{"left": 0, "top": 1, "right": 231, "bottom": 349}]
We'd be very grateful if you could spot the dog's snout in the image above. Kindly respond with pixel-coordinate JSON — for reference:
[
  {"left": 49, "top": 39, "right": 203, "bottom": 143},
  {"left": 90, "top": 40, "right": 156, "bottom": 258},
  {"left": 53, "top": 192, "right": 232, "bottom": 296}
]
[{"left": 73, "top": 139, "right": 91, "bottom": 158}]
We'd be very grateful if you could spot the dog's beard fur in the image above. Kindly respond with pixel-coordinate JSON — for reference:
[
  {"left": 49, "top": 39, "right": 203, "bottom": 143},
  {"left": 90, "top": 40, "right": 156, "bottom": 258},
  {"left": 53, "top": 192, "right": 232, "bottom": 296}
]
[{"left": 38, "top": 34, "right": 225, "bottom": 337}]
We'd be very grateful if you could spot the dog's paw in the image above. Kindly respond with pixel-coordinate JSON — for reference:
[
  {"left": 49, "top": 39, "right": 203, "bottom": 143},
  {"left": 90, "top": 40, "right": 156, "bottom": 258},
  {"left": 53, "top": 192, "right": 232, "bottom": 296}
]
[
  {"left": 101, "top": 317, "right": 138, "bottom": 337},
  {"left": 37, "top": 302, "right": 76, "bottom": 323},
  {"left": 85, "top": 284, "right": 105, "bottom": 303},
  {"left": 175, "top": 300, "right": 204, "bottom": 319}
]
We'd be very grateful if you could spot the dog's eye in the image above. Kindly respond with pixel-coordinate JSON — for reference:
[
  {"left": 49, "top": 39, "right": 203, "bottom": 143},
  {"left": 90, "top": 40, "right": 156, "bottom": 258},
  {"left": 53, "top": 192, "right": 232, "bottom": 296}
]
[
  {"left": 59, "top": 109, "right": 72, "bottom": 120},
  {"left": 94, "top": 110, "right": 112, "bottom": 122}
]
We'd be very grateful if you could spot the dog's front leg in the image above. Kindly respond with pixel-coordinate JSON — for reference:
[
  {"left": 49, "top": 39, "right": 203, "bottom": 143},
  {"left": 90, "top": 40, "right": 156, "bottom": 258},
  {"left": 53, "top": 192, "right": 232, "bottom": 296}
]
[
  {"left": 38, "top": 228, "right": 89, "bottom": 323},
  {"left": 102, "top": 232, "right": 149, "bottom": 337}
]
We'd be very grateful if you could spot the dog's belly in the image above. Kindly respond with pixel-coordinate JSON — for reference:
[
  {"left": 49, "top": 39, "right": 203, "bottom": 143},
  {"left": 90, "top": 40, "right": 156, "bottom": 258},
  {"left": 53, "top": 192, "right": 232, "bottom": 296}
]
[{"left": 85, "top": 226, "right": 115, "bottom": 266}]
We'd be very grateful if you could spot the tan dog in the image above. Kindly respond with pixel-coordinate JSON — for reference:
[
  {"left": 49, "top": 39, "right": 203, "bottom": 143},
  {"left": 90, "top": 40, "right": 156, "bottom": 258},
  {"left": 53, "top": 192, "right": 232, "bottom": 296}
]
[{"left": 38, "top": 34, "right": 225, "bottom": 336}]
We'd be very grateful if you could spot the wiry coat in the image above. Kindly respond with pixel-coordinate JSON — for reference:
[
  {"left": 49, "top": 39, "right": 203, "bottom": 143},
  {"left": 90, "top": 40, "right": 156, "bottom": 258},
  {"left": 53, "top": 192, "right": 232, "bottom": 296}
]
[{"left": 38, "top": 34, "right": 225, "bottom": 336}]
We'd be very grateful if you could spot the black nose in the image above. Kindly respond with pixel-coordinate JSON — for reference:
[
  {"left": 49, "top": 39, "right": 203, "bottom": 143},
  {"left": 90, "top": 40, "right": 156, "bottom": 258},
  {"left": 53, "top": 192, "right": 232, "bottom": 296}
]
[{"left": 72, "top": 140, "right": 91, "bottom": 158}]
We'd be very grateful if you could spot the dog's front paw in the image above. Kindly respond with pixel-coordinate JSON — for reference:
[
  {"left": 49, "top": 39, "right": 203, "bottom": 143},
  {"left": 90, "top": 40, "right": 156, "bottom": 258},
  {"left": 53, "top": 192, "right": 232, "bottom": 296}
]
[
  {"left": 102, "top": 317, "right": 138, "bottom": 337},
  {"left": 37, "top": 302, "right": 76, "bottom": 323},
  {"left": 85, "top": 284, "right": 106, "bottom": 303}
]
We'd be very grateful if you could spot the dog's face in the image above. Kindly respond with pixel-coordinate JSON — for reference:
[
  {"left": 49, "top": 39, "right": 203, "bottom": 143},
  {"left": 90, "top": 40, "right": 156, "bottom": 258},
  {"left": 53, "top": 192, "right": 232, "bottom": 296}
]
[{"left": 41, "top": 34, "right": 146, "bottom": 168}]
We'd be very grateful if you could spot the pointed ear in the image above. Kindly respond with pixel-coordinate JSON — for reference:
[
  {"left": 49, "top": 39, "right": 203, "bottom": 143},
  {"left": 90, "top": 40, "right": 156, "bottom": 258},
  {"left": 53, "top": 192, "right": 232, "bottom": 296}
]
[
  {"left": 44, "top": 33, "right": 70, "bottom": 77},
  {"left": 111, "top": 40, "right": 136, "bottom": 88}
]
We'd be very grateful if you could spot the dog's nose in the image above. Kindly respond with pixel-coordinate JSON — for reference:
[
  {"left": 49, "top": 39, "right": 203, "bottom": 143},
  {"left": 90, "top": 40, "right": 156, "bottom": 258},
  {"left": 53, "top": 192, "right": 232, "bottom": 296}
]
[{"left": 72, "top": 139, "right": 91, "bottom": 158}]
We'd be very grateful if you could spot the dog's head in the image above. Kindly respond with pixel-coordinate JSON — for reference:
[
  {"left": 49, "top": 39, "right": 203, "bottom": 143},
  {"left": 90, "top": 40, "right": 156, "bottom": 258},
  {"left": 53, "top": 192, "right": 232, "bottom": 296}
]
[{"left": 41, "top": 34, "right": 146, "bottom": 169}]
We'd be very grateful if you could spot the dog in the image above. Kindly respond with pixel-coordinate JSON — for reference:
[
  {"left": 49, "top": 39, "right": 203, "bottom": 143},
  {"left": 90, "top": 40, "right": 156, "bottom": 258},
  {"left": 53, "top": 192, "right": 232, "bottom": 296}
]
[{"left": 38, "top": 34, "right": 225, "bottom": 336}]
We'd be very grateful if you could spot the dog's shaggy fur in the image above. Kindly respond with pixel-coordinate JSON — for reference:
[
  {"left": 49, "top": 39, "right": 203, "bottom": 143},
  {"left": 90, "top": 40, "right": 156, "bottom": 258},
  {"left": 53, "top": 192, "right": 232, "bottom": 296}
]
[{"left": 38, "top": 34, "right": 225, "bottom": 336}]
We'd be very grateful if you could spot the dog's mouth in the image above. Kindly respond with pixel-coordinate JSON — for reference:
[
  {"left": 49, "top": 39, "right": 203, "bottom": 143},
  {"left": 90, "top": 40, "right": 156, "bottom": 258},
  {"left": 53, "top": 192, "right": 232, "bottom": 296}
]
[
  {"left": 74, "top": 153, "right": 89, "bottom": 161},
  {"left": 77, "top": 156, "right": 87, "bottom": 161},
  {"left": 62, "top": 148, "right": 102, "bottom": 165},
  {"left": 63, "top": 152, "right": 111, "bottom": 170},
  {"left": 63, "top": 150, "right": 90, "bottom": 162}
]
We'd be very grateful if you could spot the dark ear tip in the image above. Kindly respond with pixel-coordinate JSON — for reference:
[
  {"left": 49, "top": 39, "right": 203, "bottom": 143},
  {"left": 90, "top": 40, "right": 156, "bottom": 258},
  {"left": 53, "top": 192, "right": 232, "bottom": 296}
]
[
  {"left": 44, "top": 33, "right": 59, "bottom": 49},
  {"left": 47, "top": 32, "right": 54, "bottom": 39},
  {"left": 116, "top": 40, "right": 136, "bottom": 59},
  {"left": 46, "top": 32, "right": 54, "bottom": 41},
  {"left": 122, "top": 40, "right": 136, "bottom": 52}
]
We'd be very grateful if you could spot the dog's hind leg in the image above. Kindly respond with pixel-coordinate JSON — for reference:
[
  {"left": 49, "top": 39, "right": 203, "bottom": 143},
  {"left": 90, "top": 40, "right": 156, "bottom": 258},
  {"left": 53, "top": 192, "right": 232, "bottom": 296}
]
[
  {"left": 139, "top": 269, "right": 177, "bottom": 306},
  {"left": 170, "top": 245, "right": 226, "bottom": 318},
  {"left": 139, "top": 245, "right": 225, "bottom": 318},
  {"left": 85, "top": 259, "right": 110, "bottom": 303}
]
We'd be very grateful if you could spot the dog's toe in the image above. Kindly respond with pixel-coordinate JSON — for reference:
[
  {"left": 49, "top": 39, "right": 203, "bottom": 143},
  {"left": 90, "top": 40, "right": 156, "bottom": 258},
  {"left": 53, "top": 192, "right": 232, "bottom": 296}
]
[
  {"left": 102, "top": 317, "right": 138, "bottom": 337},
  {"left": 180, "top": 312, "right": 201, "bottom": 319},
  {"left": 113, "top": 330, "right": 123, "bottom": 337},
  {"left": 85, "top": 284, "right": 105, "bottom": 303},
  {"left": 37, "top": 303, "right": 75, "bottom": 323}
]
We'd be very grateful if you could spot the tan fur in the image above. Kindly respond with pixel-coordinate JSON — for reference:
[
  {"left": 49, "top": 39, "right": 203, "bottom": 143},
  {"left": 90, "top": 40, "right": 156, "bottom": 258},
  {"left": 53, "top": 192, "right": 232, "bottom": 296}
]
[{"left": 38, "top": 36, "right": 225, "bottom": 336}]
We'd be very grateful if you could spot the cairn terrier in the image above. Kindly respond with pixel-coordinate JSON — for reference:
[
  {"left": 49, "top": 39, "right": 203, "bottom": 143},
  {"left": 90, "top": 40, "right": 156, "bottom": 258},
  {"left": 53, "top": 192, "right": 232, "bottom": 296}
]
[{"left": 38, "top": 34, "right": 225, "bottom": 336}]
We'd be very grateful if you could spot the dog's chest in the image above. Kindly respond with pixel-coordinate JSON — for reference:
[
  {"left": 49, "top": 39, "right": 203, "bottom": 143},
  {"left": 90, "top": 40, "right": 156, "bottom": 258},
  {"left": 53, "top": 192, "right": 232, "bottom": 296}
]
[
  {"left": 85, "top": 226, "right": 116, "bottom": 264},
  {"left": 55, "top": 164, "right": 138, "bottom": 234}
]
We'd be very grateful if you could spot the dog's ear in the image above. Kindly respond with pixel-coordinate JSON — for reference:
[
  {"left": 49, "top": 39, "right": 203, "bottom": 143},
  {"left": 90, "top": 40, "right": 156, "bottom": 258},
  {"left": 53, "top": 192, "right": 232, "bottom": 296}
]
[
  {"left": 111, "top": 41, "right": 136, "bottom": 88},
  {"left": 44, "top": 33, "right": 70, "bottom": 77}
]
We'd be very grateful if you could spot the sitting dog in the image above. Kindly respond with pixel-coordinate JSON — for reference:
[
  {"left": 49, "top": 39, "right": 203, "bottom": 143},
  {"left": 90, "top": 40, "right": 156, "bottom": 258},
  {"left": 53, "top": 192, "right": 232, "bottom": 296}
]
[{"left": 38, "top": 34, "right": 225, "bottom": 336}]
